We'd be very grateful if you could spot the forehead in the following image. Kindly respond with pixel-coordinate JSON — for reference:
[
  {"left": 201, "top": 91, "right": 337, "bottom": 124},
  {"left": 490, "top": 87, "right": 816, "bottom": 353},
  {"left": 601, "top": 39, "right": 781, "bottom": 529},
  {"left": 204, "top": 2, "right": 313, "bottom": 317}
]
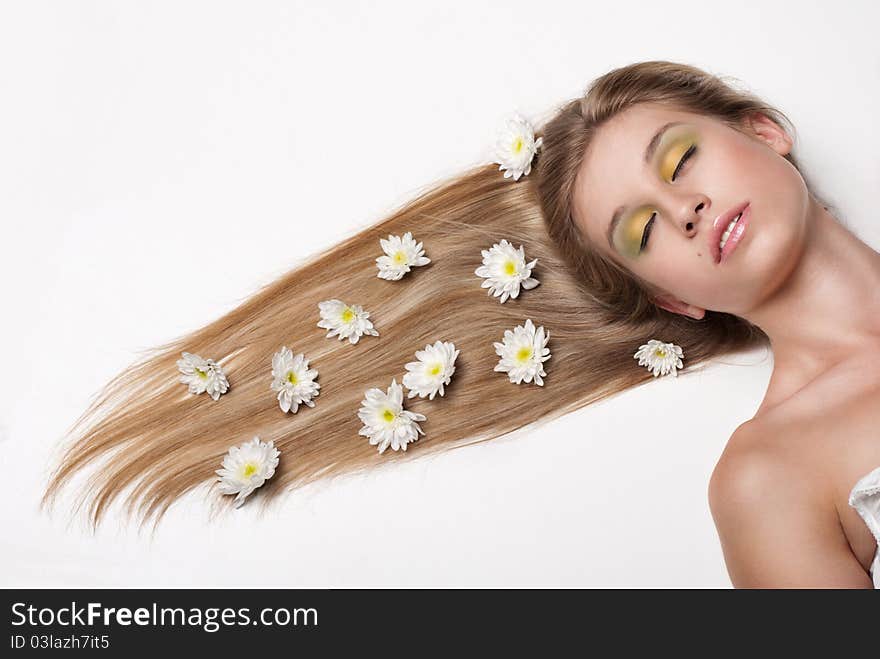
[{"left": 572, "top": 104, "right": 710, "bottom": 246}]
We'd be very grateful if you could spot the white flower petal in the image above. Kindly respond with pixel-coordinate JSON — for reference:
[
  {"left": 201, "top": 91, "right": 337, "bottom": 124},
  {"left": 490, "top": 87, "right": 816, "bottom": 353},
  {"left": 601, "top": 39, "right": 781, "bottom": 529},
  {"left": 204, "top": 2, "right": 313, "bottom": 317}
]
[
  {"left": 493, "top": 318, "right": 551, "bottom": 386},
  {"left": 317, "top": 299, "right": 380, "bottom": 344},
  {"left": 402, "top": 340, "right": 459, "bottom": 400},
  {"left": 270, "top": 346, "right": 321, "bottom": 414},
  {"left": 474, "top": 239, "right": 540, "bottom": 304},
  {"left": 177, "top": 351, "right": 230, "bottom": 400},
  {"left": 216, "top": 436, "right": 280, "bottom": 508},
  {"left": 375, "top": 231, "right": 431, "bottom": 280},
  {"left": 633, "top": 339, "right": 685, "bottom": 378},
  {"left": 357, "top": 378, "right": 427, "bottom": 454},
  {"left": 492, "top": 112, "right": 543, "bottom": 181}
]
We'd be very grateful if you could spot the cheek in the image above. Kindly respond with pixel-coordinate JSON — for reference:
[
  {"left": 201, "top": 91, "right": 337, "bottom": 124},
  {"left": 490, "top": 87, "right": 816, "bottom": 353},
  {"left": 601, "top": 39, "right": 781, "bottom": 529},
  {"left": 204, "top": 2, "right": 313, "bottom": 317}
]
[
  {"left": 650, "top": 254, "right": 715, "bottom": 302},
  {"left": 727, "top": 138, "right": 810, "bottom": 255},
  {"left": 722, "top": 136, "right": 797, "bottom": 203}
]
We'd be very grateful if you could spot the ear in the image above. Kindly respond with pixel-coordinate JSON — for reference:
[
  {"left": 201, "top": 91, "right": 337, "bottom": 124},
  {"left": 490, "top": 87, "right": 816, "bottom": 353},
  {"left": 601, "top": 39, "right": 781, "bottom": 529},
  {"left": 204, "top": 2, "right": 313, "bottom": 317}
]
[
  {"left": 745, "top": 112, "right": 793, "bottom": 157},
  {"left": 653, "top": 293, "right": 706, "bottom": 320}
]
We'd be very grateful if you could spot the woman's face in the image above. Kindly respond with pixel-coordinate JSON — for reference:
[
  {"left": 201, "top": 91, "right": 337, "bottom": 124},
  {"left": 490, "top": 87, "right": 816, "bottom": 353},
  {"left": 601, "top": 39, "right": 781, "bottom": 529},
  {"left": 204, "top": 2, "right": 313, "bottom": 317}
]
[{"left": 570, "top": 102, "right": 810, "bottom": 318}]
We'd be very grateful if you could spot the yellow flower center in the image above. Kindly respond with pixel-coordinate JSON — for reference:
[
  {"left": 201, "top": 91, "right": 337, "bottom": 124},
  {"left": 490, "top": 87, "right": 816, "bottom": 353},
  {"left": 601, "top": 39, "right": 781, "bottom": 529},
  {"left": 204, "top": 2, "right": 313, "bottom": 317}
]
[
  {"left": 516, "top": 346, "right": 533, "bottom": 362},
  {"left": 429, "top": 363, "right": 442, "bottom": 376},
  {"left": 242, "top": 463, "right": 258, "bottom": 478},
  {"left": 286, "top": 370, "right": 298, "bottom": 385},
  {"left": 513, "top": 137, "right": 524, "bottom": 153},
  {"left": 382, "top": 408, "right": 395, "bottom": 423},
  {"left": 393, "top": 250, "right": 407, "bottom": 264},
  {"left": 196, "top": 368, "right": 208, "bottom": 380},
  {"left": 654, "top": 349, "right": 666, "bottom": 358},
  {"left": 503, "top": 260, "right": 517, "bottom": 276},
  {"left": 341, "top": 308, "right": 355, "bottom": 323}
]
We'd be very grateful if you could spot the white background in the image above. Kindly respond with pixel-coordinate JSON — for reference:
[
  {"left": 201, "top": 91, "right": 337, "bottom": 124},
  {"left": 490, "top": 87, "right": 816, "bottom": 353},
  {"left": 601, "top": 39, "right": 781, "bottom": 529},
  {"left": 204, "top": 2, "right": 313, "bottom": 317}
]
[{"left": 2, "top": 1, "right": 877, "bottom": 587}]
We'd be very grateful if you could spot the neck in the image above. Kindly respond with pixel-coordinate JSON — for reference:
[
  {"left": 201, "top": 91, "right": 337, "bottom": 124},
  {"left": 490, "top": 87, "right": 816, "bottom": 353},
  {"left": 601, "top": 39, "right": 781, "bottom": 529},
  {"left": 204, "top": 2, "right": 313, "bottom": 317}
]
[{"left": 740, "top": 200, "right": 880, "bottom": 389}]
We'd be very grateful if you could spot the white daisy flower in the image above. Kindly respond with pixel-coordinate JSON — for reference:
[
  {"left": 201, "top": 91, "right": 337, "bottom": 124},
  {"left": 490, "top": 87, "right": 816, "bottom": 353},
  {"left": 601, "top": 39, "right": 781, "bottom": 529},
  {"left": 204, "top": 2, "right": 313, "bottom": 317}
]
[
  {"left": 270, "top": 346, "right": 321, "bottom": 413},
  {"left": 176, "top": 351, "right": 230, "bottom": 401},
  {"left": 376, "top": 231, "right": 431, "bottom": 281},
  {"left": 357, "top": 378, "right": 427, "bottom": 454},
  {"left": 633, "top": 339, "right": 685, "bottom": 378},
  {"left": 492, "top": 112, "right": 543, "bottom": 181},
  {"left": 216, "top": 436, "right": 280, "bottom": 508},
  {"left": 317, "top": 299, "right": 380, "bottom": 345},
  {"left": 493, "top": 318, "right": 551, "bottom": 386},
  {"left": 402, "top": 340, "right": 460, "bottom": 400},
  {"left": 475, "top": 239, "right": 540, "bottom": 303}
]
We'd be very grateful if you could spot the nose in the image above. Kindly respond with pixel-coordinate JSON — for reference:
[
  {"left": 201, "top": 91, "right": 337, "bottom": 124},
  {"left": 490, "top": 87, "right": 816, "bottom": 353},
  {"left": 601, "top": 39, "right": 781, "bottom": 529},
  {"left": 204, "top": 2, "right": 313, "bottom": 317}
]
[{"left": 681, "top": 198, "right": 708, "bottom": 235}]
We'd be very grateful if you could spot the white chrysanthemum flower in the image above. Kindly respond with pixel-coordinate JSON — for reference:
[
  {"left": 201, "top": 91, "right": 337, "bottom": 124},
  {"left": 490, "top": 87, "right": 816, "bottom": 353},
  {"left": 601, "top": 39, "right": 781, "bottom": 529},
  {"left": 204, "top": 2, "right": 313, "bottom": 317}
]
[
  {"left": 633, "top": 339, "right": 685, "bottom": 378},
  {"left": 317, "top": 299, "right": 380, "bottom": 345},
  {"left": 492, "top": 112, "right": 543, "bottom": 181},
  {"left": 270, "top": 346, "right": 321, "bottom": 413},
  {"left": 216, "top": 436, "right": 280, "bottom": 508},
  {"left": 176, "top": 351, "right": 230, "bottom": 401},
  {"left": 402, "top": 340, "right": 460, "bottom": 400},
  {"left": 376, "top": 231, "right": 431, "bottom": 281},
  {"left": 493, "top": 318, "right": 551, "bottom": 386},
  {"left": 475, "top": 239, "right": 540, "bottom": 304},
  {"left": 357, "top": 378, "right": 427, "bottom": 454}
]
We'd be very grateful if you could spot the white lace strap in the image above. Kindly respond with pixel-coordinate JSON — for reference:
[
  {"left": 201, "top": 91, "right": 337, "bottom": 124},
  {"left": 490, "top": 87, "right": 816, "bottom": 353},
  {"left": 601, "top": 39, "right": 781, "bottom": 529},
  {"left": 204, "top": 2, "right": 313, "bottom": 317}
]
[{"left": 848, "top": 465, "right": 880, "bottom": 581}]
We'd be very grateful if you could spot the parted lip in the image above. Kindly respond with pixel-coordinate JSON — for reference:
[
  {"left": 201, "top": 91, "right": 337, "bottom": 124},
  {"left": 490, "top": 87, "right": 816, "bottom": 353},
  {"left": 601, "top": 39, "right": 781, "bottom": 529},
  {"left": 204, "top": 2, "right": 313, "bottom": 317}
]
[{"left": 709, "top": 201, "right": 750, "bottom": 264}]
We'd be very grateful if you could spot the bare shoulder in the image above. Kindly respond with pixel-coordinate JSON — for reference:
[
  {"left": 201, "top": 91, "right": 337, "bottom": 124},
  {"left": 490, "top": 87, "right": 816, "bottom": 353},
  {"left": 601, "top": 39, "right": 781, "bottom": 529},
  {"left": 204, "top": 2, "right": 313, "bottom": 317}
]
[
  {"left": 709, "top": 417, "right": 784, "bottom": 489},
  {"left": 708, "top": 420, "right": 798, "bottom": 522},
  {"left": 707, "top": 421, "right": 873, "bottom": 588}
]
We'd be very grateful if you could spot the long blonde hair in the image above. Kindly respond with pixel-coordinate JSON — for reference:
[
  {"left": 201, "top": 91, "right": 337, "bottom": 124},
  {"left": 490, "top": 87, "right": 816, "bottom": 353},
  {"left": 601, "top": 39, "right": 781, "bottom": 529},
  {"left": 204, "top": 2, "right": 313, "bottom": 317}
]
[{"left": 42, "top": 60, "right": 829, "bottom": 531}]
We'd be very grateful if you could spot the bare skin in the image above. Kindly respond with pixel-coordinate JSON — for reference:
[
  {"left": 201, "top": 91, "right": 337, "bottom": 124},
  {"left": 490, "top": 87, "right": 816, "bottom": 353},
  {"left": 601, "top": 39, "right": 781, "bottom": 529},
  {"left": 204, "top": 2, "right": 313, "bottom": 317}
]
[{"left": 570, "top": 101, "right": 880, "bottom": 587}]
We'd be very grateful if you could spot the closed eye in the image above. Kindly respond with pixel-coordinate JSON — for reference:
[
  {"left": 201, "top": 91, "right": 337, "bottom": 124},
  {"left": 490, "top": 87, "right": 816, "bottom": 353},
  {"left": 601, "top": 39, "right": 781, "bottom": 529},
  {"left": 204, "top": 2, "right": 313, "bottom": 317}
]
[
  {"left": 671, "top": 143, "right": 697, "bottom": 182},
  {"left": 641, "top": 143, "right": 698, "bottom": 252}
]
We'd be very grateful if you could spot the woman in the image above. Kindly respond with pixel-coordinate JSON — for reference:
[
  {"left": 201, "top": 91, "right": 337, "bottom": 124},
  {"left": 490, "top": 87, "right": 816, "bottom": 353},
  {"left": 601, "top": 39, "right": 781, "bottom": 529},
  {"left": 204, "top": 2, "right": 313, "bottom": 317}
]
[
  {"left": 542, "top": 66, "right": 880, "bottom": 588},
  {"left": 43, "top": 60, "right": 879, "bottom": 588}
]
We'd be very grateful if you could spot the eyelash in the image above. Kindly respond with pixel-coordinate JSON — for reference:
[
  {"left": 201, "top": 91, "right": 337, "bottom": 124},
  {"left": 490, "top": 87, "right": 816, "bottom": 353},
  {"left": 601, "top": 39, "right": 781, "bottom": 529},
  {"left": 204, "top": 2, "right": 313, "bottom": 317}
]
[{"left": 640, "top": 143, "right": 698, "bottom": 252}]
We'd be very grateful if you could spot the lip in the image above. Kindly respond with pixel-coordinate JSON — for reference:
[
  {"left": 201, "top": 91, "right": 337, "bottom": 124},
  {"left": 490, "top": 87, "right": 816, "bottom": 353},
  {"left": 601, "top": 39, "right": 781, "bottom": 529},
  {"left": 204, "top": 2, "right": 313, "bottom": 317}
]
[
  {"left": 719, "top": 203, "right": 750, "bottom": 263},
  {"left": 710, "top": 201, "right": 750, "bottom": 264}
]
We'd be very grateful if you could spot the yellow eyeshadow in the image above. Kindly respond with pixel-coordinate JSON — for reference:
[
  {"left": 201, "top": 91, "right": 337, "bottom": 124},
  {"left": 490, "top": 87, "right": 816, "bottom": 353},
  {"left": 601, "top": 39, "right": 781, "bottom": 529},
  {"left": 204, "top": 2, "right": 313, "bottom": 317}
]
[
  {"left": 657, "top": 128, "right": 699, "bottom": 181},
  {"left": 659, "top": 141, "right": 690, "bottom": 180},
  {"left": 612, "top": 127, "right": 700, "bottom": 259},
  {"left": 613, "top": 208, "right": 654, "bottom": 258}
]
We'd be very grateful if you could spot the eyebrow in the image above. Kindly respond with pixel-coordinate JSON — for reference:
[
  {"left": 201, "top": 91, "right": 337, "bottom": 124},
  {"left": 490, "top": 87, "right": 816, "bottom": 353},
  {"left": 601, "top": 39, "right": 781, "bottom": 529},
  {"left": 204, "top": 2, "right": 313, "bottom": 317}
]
[{"left": 605, "top": 121, "right": 684, "bottom": 249}]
